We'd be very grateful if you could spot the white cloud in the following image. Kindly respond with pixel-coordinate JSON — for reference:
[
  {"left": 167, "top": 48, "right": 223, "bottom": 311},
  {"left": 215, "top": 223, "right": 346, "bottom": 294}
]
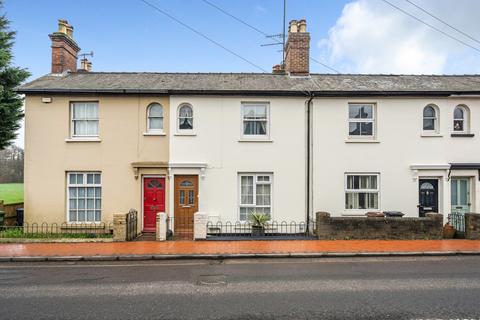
[{"left": 319, "top": 0, "right": 480, "bottom": 74}]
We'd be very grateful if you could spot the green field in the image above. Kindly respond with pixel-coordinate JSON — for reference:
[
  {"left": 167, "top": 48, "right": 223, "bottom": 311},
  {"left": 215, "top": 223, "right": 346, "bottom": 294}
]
[{"left": 0, "top": 183, "right": 24, "bottom": 204}]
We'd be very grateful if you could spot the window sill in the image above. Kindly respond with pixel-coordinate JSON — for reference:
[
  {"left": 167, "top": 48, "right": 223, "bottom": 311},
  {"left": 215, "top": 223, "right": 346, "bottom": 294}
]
[
  {"left": 420, "top": 133, "right": 443, "bottom": 138},
  {"left": 174, "top": 132, "right": 197, "bottom": 136},
  {"left": 238, "top": 139, "right": 273, "bottom": 143},
  {"left": 143, "top": 132, "right": 166, "bottom": 136},
  {"left": 65, "top": 138, "right": 101, "bottom": 143},
  {"left": 451, "top": 133, "right": 474, "bottom": 138},
  {"left": 345, "top": 139, "right": 380, "bottom": 144}
]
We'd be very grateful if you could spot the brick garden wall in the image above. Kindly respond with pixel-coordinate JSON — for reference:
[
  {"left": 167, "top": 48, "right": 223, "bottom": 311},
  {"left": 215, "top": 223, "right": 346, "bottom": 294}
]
[
  {"left": 465, "top": 213, "right": 480, "bottom": 240},
  {"left": 316, "top": 212, "right": 443, "bottom": 240}
]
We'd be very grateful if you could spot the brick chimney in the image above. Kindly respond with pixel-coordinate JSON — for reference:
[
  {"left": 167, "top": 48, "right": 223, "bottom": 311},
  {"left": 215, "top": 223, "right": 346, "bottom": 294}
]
[
  {"left": 49, "top": 19, "right": 81, "bottom": 74},
  {"left": 79, "top": 58, "right": 92, "bottom": 72},
  {"left": 284, "top": 19, "right": 310, "bottom": 76}
]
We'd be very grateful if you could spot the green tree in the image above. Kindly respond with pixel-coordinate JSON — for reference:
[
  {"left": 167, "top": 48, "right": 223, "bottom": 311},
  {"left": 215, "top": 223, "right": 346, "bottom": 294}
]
[{"left": 0, "top": 1, "right": 30, "bottom": 150}]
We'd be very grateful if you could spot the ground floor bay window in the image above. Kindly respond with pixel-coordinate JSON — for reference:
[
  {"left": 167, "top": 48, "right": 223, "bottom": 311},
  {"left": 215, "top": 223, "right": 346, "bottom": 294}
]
[
  {"left": 239, "top": 173, "right": 272, "bottom": 221},
  {"left": 67, "top": 172, "right": 102, "bottom": 222},
  {"left": 345, "top": 173, "right": 379, "bottom": 210}
]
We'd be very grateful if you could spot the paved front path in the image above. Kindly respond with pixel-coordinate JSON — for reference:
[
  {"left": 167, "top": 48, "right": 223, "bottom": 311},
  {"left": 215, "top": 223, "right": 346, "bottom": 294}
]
[{"left": 1, "top": 240, "right": 480, "bottom": 257}]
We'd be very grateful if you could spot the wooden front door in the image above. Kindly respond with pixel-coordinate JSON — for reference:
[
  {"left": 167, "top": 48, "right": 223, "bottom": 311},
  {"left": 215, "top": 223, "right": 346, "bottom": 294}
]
[
  {"left": 174, "top": 175, "right": 198, "bottom": 239},
  {"left": 143, "top": 177, "right": 165, "bottom": 232},
  {"left": 418, "top": 179, "right": 438, "bottom": 217}
]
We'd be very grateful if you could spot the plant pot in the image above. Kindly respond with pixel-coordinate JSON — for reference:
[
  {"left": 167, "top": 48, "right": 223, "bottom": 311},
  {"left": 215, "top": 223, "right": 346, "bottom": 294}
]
[
  {"left": 443, "top": 224, "right": 456, "bottom": 239},
  {"left": 251, "top": 225, "right": 265, "bottom": 237}
]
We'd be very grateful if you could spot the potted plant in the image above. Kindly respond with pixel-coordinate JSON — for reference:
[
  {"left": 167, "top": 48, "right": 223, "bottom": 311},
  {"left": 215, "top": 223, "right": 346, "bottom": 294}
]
[
  {"left": 249, "top": 211, "right": 269, "bottom": 237},
  {"left": 443, "top": 223, "right": 455, "bottom": 239}
]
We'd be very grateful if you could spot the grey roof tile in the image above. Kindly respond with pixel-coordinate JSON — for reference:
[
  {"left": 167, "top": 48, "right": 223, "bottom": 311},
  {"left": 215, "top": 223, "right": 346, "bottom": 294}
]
[{"left": 16, "top": 72, "right": 480, "bottom": 95}]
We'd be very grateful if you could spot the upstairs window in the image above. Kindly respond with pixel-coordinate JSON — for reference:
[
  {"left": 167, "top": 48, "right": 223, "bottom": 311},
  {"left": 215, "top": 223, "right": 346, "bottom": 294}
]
[
  {"left": 348, "top": 104, "right": 375, "bottom": 137},
  {"left": 242, "top": 103, "right": 269, "bottom": 138},
  {"left": 71, "top": 102, "right": 99, "bottom": 137},
  {"left": 178, "top": 104, "right": 193, "bottom": 130},
  {"left": 147, "top": 103, "right": 164, "bottom": 133},
  {"left": 453, "top": 105, "right": 469, "bottom": 133},
  {"left": 423, "top": 105, "right": 438, "bottom": 132}
]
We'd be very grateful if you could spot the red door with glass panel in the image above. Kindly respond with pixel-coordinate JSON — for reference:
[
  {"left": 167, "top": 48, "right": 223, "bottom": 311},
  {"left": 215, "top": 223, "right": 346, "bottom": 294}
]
[{"left": 143, "top": 177, "right": 165, "bottom": 232}]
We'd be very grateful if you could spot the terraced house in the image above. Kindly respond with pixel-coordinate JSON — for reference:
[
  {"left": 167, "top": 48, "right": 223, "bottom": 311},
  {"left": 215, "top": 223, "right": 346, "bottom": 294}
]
[{"left": 17, "top": 19, "right": 480, "bottom": 238}]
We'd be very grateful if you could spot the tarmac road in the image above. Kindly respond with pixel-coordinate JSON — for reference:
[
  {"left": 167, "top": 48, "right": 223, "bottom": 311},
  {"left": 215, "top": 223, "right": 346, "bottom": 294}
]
[{"left": 0, "top": 256, "right": 479, "bottom": 319}]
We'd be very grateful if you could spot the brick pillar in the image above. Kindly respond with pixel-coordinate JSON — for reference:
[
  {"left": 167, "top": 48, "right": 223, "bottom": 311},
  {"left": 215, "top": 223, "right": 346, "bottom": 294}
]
[
  {"left": 315, "top": 212, "right": 331, "bottom": 240},
  {"left": 113, "top": 213, "right": 127, "bottom": 242},
  {"left": 156, "top": 212, "right": 168, "bottom": 241},
  {"left": 194, "top": 212, "right": 208, "bottom": 240},
  {"left": 465, "top": 213, "right": 480, "bottom": 240}
]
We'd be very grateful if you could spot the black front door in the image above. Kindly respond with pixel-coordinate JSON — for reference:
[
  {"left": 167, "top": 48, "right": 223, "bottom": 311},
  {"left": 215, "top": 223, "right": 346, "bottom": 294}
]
[{"left": 418, "top": 179, "right": 438, "bottom": 217}]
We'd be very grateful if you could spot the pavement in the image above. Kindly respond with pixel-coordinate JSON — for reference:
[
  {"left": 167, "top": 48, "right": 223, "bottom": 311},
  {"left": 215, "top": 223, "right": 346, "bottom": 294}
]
[
  {"left": 1, "top": 239, "right": 480, "bottom": 261},
  {"left": 1, "top": 256, "right": 480, "bottom": 319}
]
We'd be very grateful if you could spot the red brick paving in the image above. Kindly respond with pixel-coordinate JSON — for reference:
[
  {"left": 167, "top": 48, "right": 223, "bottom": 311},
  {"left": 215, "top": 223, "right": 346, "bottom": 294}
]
[{"left": 1, "top": 240, "right": 480, "bottom": 257}]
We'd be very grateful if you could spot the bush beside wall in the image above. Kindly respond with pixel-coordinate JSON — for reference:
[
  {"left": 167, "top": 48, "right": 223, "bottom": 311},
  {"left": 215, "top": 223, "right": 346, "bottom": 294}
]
[{"left": 316, "top": 212, "right": 443, "bottom": 240}]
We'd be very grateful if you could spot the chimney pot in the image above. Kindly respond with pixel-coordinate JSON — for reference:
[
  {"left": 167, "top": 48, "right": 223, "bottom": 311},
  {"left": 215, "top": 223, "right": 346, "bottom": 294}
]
[
  {"left": 298, "top": 19, "right": 307, "bottom": 33},
  {"left": 58, "top": 19, "right": 68, "bottom": 34},
  {"left": 289, "top": 20, "right": 298, "bottom": 33},
  {"left": 66, "top": 25, "right": 74, "bottom": 39}
]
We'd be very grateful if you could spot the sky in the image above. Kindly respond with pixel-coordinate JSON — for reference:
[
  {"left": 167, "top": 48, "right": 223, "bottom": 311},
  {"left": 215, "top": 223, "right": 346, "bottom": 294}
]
[{"left": 5, "top": 0, "right": 480, "bottom": 147}]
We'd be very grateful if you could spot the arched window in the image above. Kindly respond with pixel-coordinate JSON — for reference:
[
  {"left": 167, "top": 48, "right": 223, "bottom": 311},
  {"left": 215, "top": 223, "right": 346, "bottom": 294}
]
[
  {"left": 423, "top": 105, "right": 438, "bottom": 132},
  {"left": 453, "top": 105, "right": 469, "bottom": 132},
  {"left": 147, "top": 103, "right": 164, "bottom": 132},
  {"left": 178, "top": 104, "right": 193, "bottom": 130}
]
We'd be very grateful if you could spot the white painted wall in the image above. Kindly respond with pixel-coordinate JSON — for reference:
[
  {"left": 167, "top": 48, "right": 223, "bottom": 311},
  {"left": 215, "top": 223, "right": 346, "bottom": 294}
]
[
  {"left": 169, "top": 96, "right": 307, "bottom": 223},
  {"left": 312, "top": 97, "right": 480, "bottom": 219}
]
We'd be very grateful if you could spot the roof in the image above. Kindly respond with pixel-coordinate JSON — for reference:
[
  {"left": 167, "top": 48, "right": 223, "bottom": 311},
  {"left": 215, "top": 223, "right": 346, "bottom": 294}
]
[{"left": 16, "top": 72, "right": 480, "bottom": 96}]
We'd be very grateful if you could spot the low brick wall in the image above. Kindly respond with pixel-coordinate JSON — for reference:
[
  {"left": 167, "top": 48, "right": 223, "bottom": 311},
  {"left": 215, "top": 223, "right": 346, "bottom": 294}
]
[
  {"left": 316, "top": 212, "right": 443, "bottom": 240},
  {"left": 465, "top": 213, "right": 480, "bottom": 240},
  {"left": 0, "top": 201, "right": 23, "bottom": 226}
]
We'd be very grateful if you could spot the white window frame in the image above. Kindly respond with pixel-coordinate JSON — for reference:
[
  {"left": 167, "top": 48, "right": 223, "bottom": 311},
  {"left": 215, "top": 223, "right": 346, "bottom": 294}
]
[
  {"left": 177, "top": 103, "right": 194, "bottom": 133},
  {"left": 344, "top": 173, "right": 380, "bottom": 212},
  {"left": 422, "top": 104, "right": 439, "bottom": 134},
  {"left": 453, "top": 105, "right": 469, "bottom": 133},
  {"left": 241, "top": 102, "right": 270, "bottom": 140},
  {"left": 348, "top": 103, "right": 376, "bottom": 138},
  {"left": 238, "top": 173, "right": 273, "bottom": 221},
  {"left": 146, "top": 103, "right": 164, "bottom": 134},
  {"left": 66, "top": 172, "right": 102, "bottom": 223},
  {"left": 70, "top": 102, "right": 99, "bottom": 138}
]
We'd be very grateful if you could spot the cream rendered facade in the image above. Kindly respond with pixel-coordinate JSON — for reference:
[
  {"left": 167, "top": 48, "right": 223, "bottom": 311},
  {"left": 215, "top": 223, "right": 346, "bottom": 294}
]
[
  {"left": 24, "top": 94, "right": 170, "bottom": 232},
  {"left": 312, "top": 96, "right": 480, "bottom": 222},
  {"left": 168, "top": 96, "right": 307, "bottom": 224}
]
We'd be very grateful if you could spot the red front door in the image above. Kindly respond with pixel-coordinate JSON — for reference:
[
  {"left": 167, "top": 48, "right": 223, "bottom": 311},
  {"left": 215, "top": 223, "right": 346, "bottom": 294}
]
[{"left": 143, "top": 177, "right": 165, "bottom": 232}]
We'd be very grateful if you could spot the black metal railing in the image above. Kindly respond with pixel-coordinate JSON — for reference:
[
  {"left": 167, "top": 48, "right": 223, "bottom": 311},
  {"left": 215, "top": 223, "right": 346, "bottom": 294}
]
[
  {"left": 126, "top": 209, "right": 138, "bottom": 241},
  {"left": 0, "top": 221, "right": 113, "bottom": 239},
  {"left": 168, "top": 216, "right": 194, "bottom": 240},
  {"left": 206, "top": 220, "right": 316, "bottom": 240},
  {"left": 448, "top": 212, "right": 465, "bottom": 233}
]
